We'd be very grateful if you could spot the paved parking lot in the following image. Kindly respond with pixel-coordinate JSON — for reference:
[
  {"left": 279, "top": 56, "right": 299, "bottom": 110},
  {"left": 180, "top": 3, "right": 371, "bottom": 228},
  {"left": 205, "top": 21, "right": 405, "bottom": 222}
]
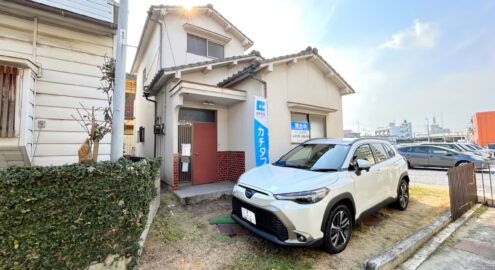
[{"left": 409, "top": 168, "right": 495, "bottom": 195}]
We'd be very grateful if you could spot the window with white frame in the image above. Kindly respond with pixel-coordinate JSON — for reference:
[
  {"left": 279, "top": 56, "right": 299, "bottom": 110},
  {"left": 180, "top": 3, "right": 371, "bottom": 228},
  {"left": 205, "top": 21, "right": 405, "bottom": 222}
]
[
  {"left": 187, "top": 34, "right": 224, "bottom": 58},
  {"left": 290, "top": 112, "right": 326, "bottom": 143}
]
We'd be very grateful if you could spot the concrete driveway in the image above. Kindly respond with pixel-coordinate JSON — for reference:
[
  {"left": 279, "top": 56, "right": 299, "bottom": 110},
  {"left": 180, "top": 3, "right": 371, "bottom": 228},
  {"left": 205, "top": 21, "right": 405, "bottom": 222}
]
[
  {"left": 409, "top": 168, "right": 495, "bottom": 194},
  {"left": 417, "top": 207, "right": 495, "bottom": 270}
]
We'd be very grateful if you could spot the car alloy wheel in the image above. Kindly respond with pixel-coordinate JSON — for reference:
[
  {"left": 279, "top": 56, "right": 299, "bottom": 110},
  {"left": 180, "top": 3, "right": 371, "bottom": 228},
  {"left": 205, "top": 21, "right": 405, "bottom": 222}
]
[
  {"left": 399, "top": 181, "right": 409, "bottom": 209},
  {"left": 323, "top": 204, "right": 352, "bottom": 254},
  {"left": 331, "top": 210, "right": 350, "bottom": 247}
]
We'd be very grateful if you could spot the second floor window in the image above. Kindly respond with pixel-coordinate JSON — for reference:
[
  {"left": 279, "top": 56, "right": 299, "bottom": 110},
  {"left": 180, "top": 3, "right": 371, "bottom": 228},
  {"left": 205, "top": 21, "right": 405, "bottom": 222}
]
[{"left": 187, "top": 34, "right": 224, "bottom": 59}]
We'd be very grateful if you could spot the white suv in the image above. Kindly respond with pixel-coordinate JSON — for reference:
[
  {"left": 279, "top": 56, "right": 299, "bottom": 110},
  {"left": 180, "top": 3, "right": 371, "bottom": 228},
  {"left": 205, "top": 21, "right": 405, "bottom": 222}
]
[{"left": 231, "top": 138, "right": 409, "bottom": 253}]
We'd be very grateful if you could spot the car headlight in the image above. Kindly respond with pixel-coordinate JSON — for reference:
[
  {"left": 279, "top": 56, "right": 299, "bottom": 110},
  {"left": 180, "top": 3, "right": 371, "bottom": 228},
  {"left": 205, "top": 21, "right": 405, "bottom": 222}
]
[{"left": 274, "top": 187, "right": 330, "bottom": 204}]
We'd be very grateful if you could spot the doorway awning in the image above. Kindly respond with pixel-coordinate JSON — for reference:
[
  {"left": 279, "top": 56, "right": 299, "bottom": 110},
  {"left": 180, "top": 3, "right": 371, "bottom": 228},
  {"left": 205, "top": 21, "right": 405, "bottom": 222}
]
[{"left": 170, "top": 80, "right": 247, "bottom": 106}]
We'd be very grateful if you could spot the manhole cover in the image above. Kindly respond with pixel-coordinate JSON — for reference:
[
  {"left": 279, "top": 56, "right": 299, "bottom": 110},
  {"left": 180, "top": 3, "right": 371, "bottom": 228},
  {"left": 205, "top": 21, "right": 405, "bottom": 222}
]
[
  {"left": 217, "top": 224, "right": 246, "bottom": 236},
  {"left": 362, "top": 215, "right": 381, "bottom": 226}
]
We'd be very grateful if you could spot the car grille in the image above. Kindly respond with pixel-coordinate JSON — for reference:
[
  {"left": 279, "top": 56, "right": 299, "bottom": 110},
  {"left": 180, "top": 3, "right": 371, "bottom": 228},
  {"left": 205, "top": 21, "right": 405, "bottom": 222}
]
[{"left": 232, "top": 197, "right": 289, "bottom": 241}]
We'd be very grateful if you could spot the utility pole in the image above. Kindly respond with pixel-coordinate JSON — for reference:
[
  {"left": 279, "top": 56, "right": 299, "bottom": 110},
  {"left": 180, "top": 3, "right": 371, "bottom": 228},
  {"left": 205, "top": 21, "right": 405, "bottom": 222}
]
[
  {"left": 111, "top": 0, "right": 128, "bottom": 161},
  {"left": 426, "top": 117, "right": 430, "bottom": 142}
]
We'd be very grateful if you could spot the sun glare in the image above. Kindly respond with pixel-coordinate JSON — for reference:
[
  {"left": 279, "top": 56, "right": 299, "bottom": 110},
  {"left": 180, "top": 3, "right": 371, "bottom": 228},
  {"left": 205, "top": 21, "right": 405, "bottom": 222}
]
[{"left": 183, "top": 4, "right": 193, "bottom": 11}]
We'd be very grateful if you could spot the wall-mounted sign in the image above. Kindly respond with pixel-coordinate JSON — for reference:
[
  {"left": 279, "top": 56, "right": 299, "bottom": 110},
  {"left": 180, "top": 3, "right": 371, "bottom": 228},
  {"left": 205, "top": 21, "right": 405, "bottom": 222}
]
[
  {"left": 291, "top": 121, "right": 310, "bottom": 143},
  {"left": 254, "top": 96, "right": 269, "bottom": 166},
  {"left": 181, "top": 144, "right": 191, "bottom": 156}
]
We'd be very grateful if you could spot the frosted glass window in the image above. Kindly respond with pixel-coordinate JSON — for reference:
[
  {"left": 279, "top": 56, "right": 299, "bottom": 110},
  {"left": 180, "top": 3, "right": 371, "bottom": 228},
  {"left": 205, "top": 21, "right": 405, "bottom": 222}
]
[
  {"left": 207, "top": 41, "right": 224, "bottom": 58},
  {"left": 309, "top": 115, "right": 325, "bottom": 138}
]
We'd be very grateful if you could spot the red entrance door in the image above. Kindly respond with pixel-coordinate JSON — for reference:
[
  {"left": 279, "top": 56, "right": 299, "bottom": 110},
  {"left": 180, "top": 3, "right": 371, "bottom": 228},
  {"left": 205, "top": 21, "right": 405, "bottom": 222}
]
[{"left": 192, "top": 122, "right": 217, "bottom": 185}]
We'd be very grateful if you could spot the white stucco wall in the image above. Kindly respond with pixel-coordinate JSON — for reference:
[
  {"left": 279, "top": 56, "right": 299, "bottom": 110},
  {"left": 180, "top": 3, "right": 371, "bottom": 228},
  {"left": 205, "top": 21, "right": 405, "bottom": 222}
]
[
  {"left": 263, "top": 59, "right": 345, "bottom": 164},
  {"left": 161, "top": 12, "right": 246, "bottom": 68},
  {"left": 133, "top": 8, "right": 251, "bottom": 161},
  {"left": 133, "top": 26, "right": 161, "bottom": 158},
  {"left": 227, "top": 79, "right": 264, "bottom": 170}
]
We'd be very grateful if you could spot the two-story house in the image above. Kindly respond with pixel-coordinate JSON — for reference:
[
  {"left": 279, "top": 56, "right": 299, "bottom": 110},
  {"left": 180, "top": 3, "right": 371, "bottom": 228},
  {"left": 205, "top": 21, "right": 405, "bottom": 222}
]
[
  {"left": 132, "top": 5, "right": 355, "bottom": 191},
  {"left": 0, "top": 0, "right": 117, "bottom": 168}
]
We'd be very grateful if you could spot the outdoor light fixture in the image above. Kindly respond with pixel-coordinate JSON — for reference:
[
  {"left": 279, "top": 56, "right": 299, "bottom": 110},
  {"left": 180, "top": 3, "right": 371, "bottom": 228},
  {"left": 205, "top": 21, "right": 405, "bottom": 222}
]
[{"left": 202, "top": 100, "right": 215, "bottom": 106}]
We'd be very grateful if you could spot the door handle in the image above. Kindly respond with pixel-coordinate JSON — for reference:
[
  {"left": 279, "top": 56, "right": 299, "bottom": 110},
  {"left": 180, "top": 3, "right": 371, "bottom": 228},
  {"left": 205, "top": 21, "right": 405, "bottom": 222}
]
[{"left": 194, "top": 152, "right": 199, "bottom": 156}]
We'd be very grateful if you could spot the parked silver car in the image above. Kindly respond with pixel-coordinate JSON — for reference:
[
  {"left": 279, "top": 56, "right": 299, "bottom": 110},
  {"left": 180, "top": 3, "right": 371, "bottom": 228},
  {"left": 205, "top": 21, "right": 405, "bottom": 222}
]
[
  {"left": 396, "top": 145, "right": 486, "bottom": 168},
  {"left": 456, "top": 143, "right": 491, "bottom": 158},
  {"left": 461, "top": 143, "right": 494, "bottom": 159},
  {"left": 422, "top": 143, "right": 470, "bottom": 155}
]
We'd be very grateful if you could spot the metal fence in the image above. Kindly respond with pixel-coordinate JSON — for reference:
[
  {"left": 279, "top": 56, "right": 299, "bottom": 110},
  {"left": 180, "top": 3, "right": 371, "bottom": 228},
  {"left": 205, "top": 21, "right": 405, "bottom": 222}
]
[
  {"left": 479, "top": 163, "right": 494, "bottom": 207},
  {"left": 178, "top": 124, "right": 192, "bottom": 183},
  {"left": 448, "top": 163, "right": 478, "bottom": 221}
]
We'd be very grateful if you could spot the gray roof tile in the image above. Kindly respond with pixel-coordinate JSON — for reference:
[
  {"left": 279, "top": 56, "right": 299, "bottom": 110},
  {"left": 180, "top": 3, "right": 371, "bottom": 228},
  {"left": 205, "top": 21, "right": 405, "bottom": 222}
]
[{"left": 147, "top": 52, "right": 261, "bottom": 94}]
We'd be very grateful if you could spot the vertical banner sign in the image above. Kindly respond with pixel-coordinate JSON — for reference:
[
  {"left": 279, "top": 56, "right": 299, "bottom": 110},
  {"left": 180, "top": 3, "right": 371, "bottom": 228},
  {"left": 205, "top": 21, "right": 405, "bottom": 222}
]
[{"left": 254, "top": 96, "right": 269, "bottom": 166}]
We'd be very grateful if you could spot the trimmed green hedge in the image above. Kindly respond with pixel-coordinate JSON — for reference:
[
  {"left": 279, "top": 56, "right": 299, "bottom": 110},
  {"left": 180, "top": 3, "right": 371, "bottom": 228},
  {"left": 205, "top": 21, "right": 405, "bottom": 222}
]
[{"left": 0, "top": 158, "right": 161, "bottom": 269}]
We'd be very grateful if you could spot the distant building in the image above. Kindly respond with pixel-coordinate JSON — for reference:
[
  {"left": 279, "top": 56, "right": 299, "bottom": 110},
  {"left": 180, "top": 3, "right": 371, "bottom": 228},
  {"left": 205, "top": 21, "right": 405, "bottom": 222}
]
[
  {"left": 472, "top": 111, "right": 495, "bottom": 146},
  {"left": 375, "top": 127, "right": 390, "bottom": 137},
  {"left": 343, "top": 129, "right": 360, "bottom": 138},
  {"left": 375, "top": 120, "right": 413, "bottom": 140},
  {"left": 430, "top": 117, "right": 450, "bottom": 134}
]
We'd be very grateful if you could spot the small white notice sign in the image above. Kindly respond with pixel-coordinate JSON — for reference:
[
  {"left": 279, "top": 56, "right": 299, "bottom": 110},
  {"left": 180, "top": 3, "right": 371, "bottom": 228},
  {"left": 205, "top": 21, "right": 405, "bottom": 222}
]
[
  {"left": 181, "top": 162, "right": 189, "bottom": 172},
  {"left": 182, "top": 144, "right": 191, "bottom": 156}
]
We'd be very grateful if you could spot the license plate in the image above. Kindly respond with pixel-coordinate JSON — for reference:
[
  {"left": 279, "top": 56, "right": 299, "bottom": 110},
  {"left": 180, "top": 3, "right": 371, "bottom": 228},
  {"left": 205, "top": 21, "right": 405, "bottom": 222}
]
[{"left": 241, "top": 207, "right": 256, "bottom": 225}]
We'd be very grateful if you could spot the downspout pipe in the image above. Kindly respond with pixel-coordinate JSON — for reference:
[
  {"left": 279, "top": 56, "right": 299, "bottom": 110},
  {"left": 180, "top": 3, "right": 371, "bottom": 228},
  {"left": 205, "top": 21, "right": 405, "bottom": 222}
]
[
  {"left": 248, "top": 72, "right": 267, "bottom": 98},
  {"left": 145, "top": 11, "right": 163, "bottom": 158}
]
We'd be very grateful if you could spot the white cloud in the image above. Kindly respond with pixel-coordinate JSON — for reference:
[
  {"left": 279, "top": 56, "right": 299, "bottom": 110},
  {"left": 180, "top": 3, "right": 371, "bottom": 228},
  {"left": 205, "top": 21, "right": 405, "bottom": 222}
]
[{"left": 379, "top": 19, "right": 437, "bottom": 49}]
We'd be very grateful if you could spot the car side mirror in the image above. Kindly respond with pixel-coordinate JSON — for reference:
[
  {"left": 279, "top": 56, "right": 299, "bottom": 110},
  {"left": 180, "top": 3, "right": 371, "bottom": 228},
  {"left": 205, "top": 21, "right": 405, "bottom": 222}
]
[{"left": 356, "top": 159, "right": 371, "bottom": 171}]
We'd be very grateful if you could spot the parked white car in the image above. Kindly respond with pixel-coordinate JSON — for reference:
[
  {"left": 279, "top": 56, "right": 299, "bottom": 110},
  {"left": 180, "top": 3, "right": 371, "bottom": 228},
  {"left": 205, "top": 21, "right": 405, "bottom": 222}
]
[{"left": 231, "top": 138, "right": 409, "bottom": 253}]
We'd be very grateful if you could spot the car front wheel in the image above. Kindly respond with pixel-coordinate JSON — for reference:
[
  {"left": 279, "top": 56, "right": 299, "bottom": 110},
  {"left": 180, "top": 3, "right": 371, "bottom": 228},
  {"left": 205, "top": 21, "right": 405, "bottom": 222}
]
[
  {"left": 323, "top": 204, "right": 352, "bottom": 254},
  {"left": 393, "top": 179, "right": 409, "bottom": 210}
]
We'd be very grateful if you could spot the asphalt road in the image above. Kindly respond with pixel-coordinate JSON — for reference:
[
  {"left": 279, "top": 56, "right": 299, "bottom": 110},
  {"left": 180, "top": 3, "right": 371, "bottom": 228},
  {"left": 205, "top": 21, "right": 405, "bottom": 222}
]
[{"left": 408, "top": 168, "right": 495, "bottom": 198}]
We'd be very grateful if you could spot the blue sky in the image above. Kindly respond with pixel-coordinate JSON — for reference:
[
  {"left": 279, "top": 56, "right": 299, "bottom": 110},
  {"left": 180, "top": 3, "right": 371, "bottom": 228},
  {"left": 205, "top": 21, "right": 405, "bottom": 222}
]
[{"left": 127, "top": 0, "right": 495, "bottom": 135}]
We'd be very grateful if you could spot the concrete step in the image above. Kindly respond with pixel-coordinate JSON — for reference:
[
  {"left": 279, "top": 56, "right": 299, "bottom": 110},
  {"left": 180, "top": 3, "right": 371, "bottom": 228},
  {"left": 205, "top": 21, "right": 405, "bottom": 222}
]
[{"left": 172, "top": 181, "right": 235, "bottom": 205}]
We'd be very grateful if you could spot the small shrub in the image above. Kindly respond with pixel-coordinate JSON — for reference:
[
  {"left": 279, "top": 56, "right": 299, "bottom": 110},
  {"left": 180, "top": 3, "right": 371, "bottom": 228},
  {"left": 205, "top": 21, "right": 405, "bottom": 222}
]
[{"left": 0, "top": 157, "right": 161, "bottom": 269}]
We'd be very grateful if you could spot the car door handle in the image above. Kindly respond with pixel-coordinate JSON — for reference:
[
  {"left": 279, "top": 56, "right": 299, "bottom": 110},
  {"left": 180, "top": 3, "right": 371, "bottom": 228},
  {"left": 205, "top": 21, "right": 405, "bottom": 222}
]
[{"left": 194, "top": 152, "right": 199, "bottom": 156}]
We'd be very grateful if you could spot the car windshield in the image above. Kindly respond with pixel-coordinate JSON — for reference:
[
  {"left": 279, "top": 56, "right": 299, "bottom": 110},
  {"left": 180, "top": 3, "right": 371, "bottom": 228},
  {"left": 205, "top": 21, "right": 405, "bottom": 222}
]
[
  {"left": 462, "top": 144, "right": 475, "bottom": 150},
  {"left": 274, "top": 144, "right": 350, "bottom": 171},
  {"left": 456, "top": 144, "right": 471, "bottom": 151},
  {"left": 470, "top": 144, "right": 483, "bottom": 150}
]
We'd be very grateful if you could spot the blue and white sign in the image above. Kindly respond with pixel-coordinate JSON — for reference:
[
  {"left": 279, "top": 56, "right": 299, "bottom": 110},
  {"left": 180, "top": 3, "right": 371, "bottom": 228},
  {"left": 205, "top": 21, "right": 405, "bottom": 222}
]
[
  {"left": 254, "top": 96, "right": 269, "bottom": 167},
  {"left": 291, "top": 121, "right": 310, "bottom": 143}
]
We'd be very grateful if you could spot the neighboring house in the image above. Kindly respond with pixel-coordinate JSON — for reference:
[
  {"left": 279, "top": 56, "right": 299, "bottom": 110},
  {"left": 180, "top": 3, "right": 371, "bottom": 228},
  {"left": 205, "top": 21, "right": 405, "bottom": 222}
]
[
  {"left": 132, "top": 5, "right": 355, "bottom": 190},
  {"left": 124, "top": 73, "right": 136, "bottom": 155},
  {"left": 0, "top": 0, "right": 117, "bottom": 168}
]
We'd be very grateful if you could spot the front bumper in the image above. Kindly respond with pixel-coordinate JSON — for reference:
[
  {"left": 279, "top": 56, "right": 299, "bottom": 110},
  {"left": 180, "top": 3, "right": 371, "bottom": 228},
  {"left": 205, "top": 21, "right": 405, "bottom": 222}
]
[
  {"left": 231, "top": 195, "right": 323, "bottom": 247},
  {"left": 231, "top": 213, "right": 323, "bottom": 247}
]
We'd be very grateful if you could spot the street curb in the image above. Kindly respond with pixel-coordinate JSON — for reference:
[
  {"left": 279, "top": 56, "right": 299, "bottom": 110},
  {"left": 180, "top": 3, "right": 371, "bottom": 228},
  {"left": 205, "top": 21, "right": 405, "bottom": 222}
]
[
  {"left": 400, "top": 203, "right": 482, "bottom": 270},
  {"left": 363, "top": 211, "right": 451, "bottom": 270}
]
